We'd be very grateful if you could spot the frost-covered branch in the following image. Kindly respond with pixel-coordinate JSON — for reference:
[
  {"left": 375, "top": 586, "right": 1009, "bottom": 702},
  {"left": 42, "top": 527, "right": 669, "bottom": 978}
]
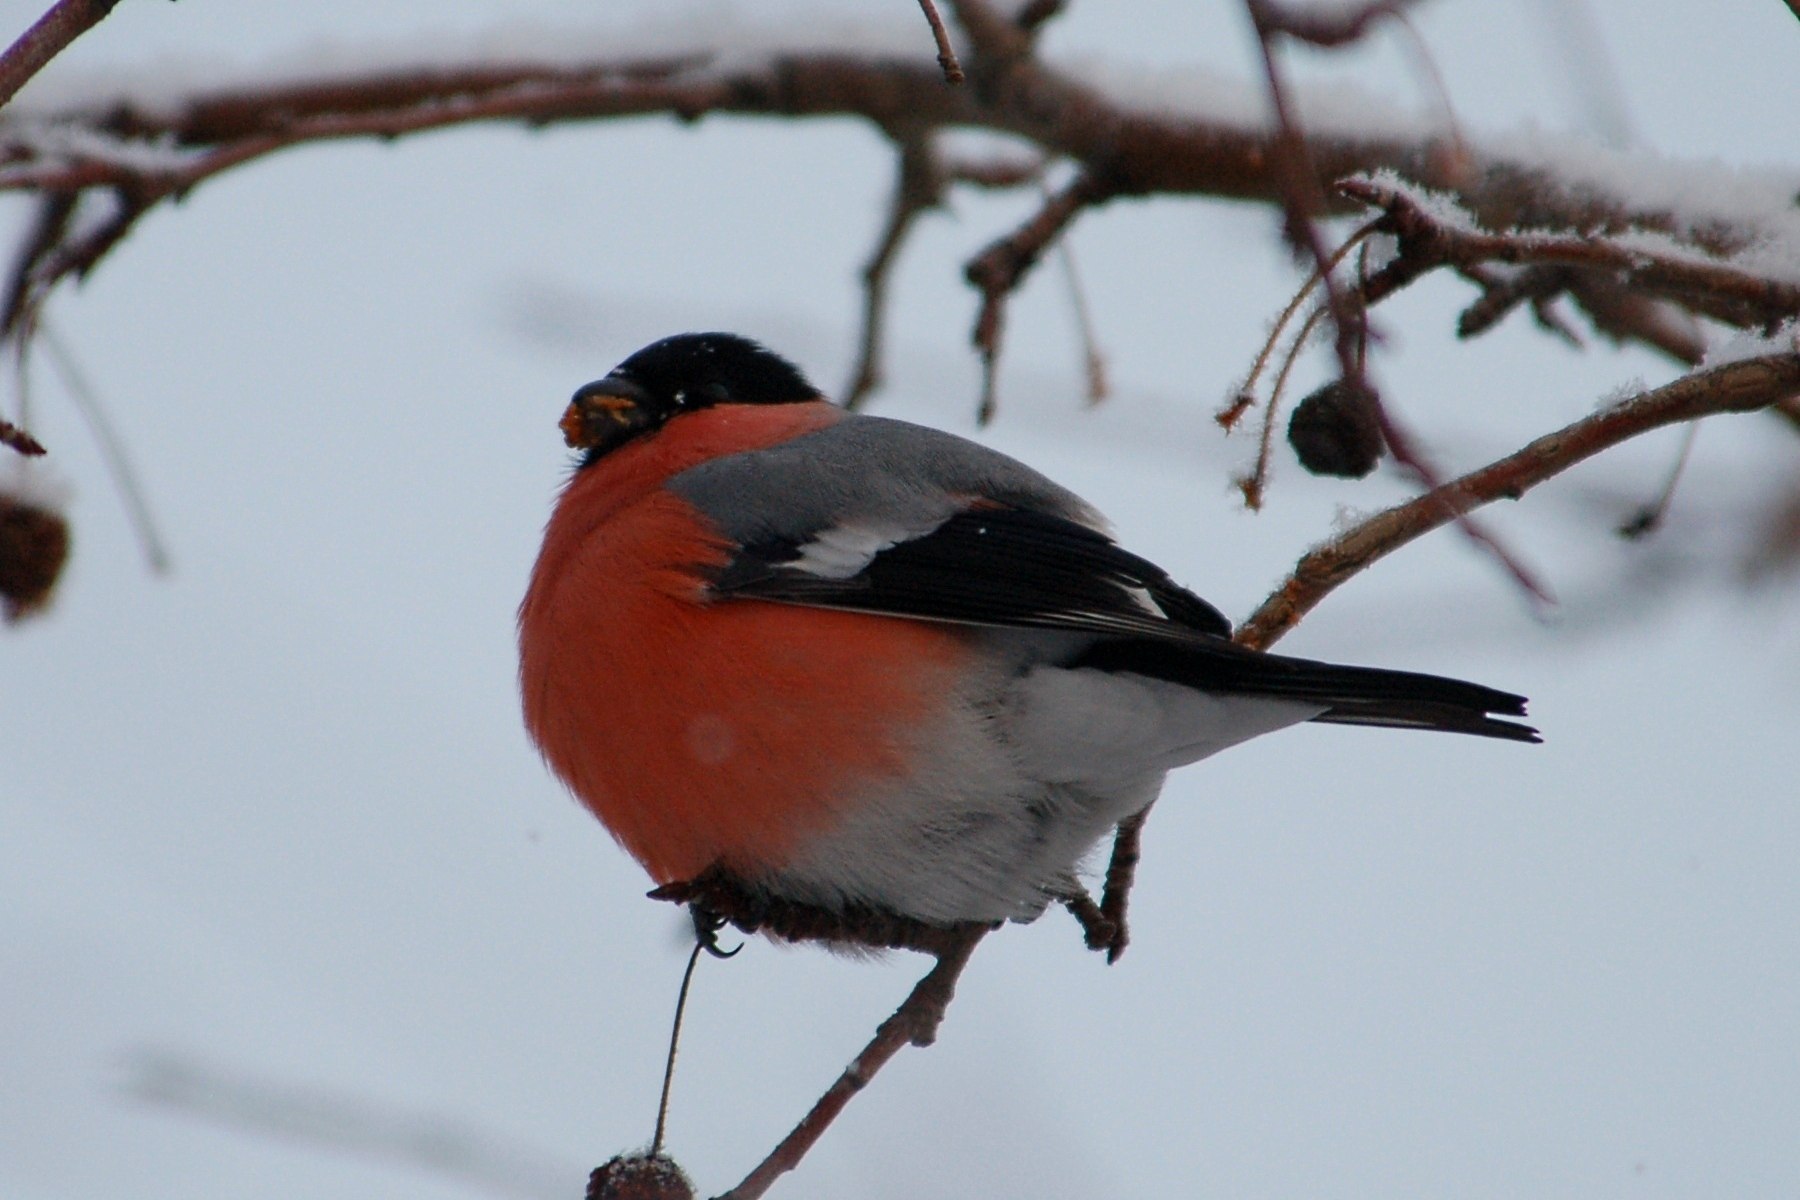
[
  {"left": 1343, "top": 173, "right": 1800, "bottom": 335},
  {"left": 4, "top": 19, "right": 1797, "bottom": 340}
]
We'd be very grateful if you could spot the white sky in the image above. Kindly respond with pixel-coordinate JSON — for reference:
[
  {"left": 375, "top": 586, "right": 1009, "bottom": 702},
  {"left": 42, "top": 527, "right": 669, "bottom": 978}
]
[{"left": 4, "top": 3, "right": 1799, "bottom": 1198}]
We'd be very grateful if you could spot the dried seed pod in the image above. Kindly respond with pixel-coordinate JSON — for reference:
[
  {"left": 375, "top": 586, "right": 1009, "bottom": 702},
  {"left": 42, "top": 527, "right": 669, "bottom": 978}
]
[
  {"left": 587, "top": 1153, "right": 696, "bottom": 1200},
  {"left": 1287, "top": 378, "right": 1384, "bottom": 478},
  {"left": 0, "top": 490, "right": 70, "bottom": 621}
]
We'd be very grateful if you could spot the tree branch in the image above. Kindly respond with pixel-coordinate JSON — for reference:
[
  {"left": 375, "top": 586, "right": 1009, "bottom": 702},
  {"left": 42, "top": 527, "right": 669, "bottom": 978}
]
[
  {"left": 0, "top": 0, "right": 124, "bottom": 111},
  {"left": 915, "top": 0, "right": 965, "bottom": 85},
  {"left": 965, "top": 169, "right": 1119, "bottom": 422},
  {"left": 841, "top": 133, "right": 1042, "bottom": 410},
  {"left": 716, "top": 928, "right": 987, "bottom": 1200},
  {"left": 4, "top": 37, "right": 1793, "bottom": 335},
  {"left": 1343, "top": 174, "right": 1800, "bottom": 332},
  {"left": 1235, "top": 351, "right": 1800, "bottom": 651}
]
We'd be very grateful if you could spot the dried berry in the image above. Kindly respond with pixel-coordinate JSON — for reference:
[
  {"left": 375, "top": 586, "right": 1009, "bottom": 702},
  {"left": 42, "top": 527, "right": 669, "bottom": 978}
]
[
  {"left": 0, "top": 492, "right": 70, "bottom": 621},
  {"left": 1288, "top": 378, "right": 1384, "bottom": 478}
]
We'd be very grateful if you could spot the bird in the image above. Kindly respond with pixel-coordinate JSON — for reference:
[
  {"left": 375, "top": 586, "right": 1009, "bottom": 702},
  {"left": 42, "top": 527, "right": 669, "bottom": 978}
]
[{"left": 518, "top": 332, "right": 1537, "bottom": 951}]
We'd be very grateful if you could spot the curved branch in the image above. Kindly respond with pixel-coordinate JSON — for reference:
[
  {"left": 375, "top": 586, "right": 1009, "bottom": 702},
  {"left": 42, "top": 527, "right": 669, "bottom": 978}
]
[
  {"left": 1234, "top": 351, "right": 1800, "bottom": 651},
  {"left": 0, "top": 0, "right": 124, "bottom": 111}
]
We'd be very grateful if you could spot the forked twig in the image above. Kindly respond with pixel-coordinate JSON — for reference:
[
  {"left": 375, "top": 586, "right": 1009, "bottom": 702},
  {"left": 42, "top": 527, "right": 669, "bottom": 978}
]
[
  {"left": 966, "top": 170, "right": 1119, "bottom": 423},
  {"left": 842, "top": 135, "right": 1042, "bottom": 410}
]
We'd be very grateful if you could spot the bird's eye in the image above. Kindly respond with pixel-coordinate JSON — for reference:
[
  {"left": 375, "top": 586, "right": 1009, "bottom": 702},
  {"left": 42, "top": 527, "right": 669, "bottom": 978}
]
[{"left": 698, "top": 382, "right": 732, "bottom": 405}]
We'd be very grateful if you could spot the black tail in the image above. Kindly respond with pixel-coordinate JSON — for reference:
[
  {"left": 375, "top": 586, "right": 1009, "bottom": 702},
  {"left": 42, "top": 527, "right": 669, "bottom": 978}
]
[{"left": 1071, "top": 638, "right": 1540, "bottom": 744}]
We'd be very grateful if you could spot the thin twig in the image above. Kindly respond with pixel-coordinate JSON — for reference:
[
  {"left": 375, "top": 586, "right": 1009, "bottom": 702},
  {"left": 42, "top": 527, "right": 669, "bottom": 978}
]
[
  {"left": 1244, "top": 0, "right": 1416, "bottom": 395},
  {"left": 37, "top": 320, "right": 170, "bottom": 572},
  {"left": 915, "top": 0, "right": 965, "bottom": 85},
  {"left": 843, "top": 134, "right": 945, "bottom": 410},
  {"left": 942, "top": 0, "right": 1034, "bottom": 68},
  {"left": 1238, "top": 302, "right": 1327, "bottom": 509},
  {"left": 840, "top": 138, "right": 1044, "bottom": 411},
  {"left": 1220, "top": 217, "right": 1382, "bottom": 430},
  {"left": 1052, "top": 203, "right": 1108, "bottom": 405},
  {"left": 1616, "top": 421, "right": 1699, "bottom": 539},
  {"left": 717, "top": 927, "right": 987, "bottom": 1200},
  {"left": 1237, "top": 2, "right": 1557, "bottom": 601},
  {"left": 1383, "top": 7, "right": 1471, "bottom": 182},
  {"left": 1235, "top": 352, "right": 1800, "bottom": 650},
  {"left": 965, "top": 170, "right": 1118, "bottom": 423},
  {"left": 0, "top": 0, "right": 125, "bottom": 111},
  {"left": 650, "top": 940, "right": 707, "bottom": 1158}
]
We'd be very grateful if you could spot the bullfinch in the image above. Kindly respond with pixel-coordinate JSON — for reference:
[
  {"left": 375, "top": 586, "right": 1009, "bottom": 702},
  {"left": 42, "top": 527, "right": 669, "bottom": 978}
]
[{"left": 518, "top": 333, "right": 1536, "bottom": 941}]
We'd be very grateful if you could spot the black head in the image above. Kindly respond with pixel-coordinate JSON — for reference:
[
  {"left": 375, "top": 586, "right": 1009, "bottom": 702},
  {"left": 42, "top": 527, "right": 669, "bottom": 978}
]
[{"left": 559, "top": 333, "right": 821, "bottom": 463}]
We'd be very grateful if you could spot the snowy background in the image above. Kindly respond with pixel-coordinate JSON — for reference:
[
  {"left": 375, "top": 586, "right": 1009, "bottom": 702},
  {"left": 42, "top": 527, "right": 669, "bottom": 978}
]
[{"left": 4, "top": 2, "right": 1798, "bottom": 1198}]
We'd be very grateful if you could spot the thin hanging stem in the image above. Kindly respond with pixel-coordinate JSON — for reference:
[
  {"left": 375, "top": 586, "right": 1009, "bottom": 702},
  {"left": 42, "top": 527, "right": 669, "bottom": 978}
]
[
  {"left": 650, "top": 938, "right": 707, "bottom": 1157},
  {"left": 37, "top": 319, "right": 171, "bottom": 572}
]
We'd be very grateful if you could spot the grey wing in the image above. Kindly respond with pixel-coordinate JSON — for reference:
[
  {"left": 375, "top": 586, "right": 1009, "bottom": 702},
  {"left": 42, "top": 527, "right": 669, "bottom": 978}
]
[
  {"left": 667, "top": 413, "right": 1105, "bottom": 552},
  {"left": 666, "top": 413, "right": 1234, "bottom": 640}
]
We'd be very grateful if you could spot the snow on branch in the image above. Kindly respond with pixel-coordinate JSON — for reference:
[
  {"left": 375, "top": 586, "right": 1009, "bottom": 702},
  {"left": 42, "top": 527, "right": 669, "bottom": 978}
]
[{"left": 3, "top": 14, "right": 1798, "bottom": 342}]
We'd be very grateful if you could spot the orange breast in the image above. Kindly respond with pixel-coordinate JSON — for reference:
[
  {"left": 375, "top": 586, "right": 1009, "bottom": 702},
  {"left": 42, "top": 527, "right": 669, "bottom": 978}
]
[{"left": 518, "top": 403, "right": 968, "bottom": 885}]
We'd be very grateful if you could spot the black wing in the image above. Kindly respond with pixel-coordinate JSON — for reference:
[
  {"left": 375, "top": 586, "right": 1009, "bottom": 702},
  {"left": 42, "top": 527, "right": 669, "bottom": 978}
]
[
  {"left": 713, "top": 505, "right": 1538, "bottom": 743},
  {"left": 713, "top": 506, "right": 1233, "bottom": 641}
]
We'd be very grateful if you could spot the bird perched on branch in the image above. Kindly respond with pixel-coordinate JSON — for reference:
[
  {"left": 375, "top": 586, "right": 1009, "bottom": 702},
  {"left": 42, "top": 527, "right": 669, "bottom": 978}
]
[{"left": 518, "top": 332, "right": 1536, "bottom": 953}]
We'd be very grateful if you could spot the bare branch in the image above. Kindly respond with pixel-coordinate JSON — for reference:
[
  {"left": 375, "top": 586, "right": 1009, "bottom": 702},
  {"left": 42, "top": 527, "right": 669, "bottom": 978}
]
[
  {"left": 0, "top": 0, "right": 125, "bottom": 111},
  {"left": 1617, "top": 422, "right": 1699, "bottom": 539},
  {"left": 1235, "top": 352, "right": 1800, "bottom": 650},
  {"left": 915, "top": 0, "right": 965, "bottom": 85},
  {"left": 843, "top": 137, "right": 1043, "bottom": 410},
  {"left": 38, "top": 321, "right": 170, "bottom": 572},
  {"left": 1342, "top": 174, "right": 1800, "bottom": 332},
  {"left": 3, "top": 40, "right": 1793, "bottom": 326},
  {"left": 718, "top": 928, "right": 987, "bottom": 1200},
  {"left": 965, "top": 169, "right": 1119, "bottom": 422},
  {"left": 1055, "top": 233, "right": 1109, "bottom": 406},
  {"left": 843, "top": 134, "right": 947, "bottom": 411},
  {"left": 1244, "top": 0, "right": 1374, "bottom": 392}
]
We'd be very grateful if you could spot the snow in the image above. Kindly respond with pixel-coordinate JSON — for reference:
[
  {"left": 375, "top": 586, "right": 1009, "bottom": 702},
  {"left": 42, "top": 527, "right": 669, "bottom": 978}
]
[{"left": 1702, "top": 319, "right": 1800, "bottom": 369}]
